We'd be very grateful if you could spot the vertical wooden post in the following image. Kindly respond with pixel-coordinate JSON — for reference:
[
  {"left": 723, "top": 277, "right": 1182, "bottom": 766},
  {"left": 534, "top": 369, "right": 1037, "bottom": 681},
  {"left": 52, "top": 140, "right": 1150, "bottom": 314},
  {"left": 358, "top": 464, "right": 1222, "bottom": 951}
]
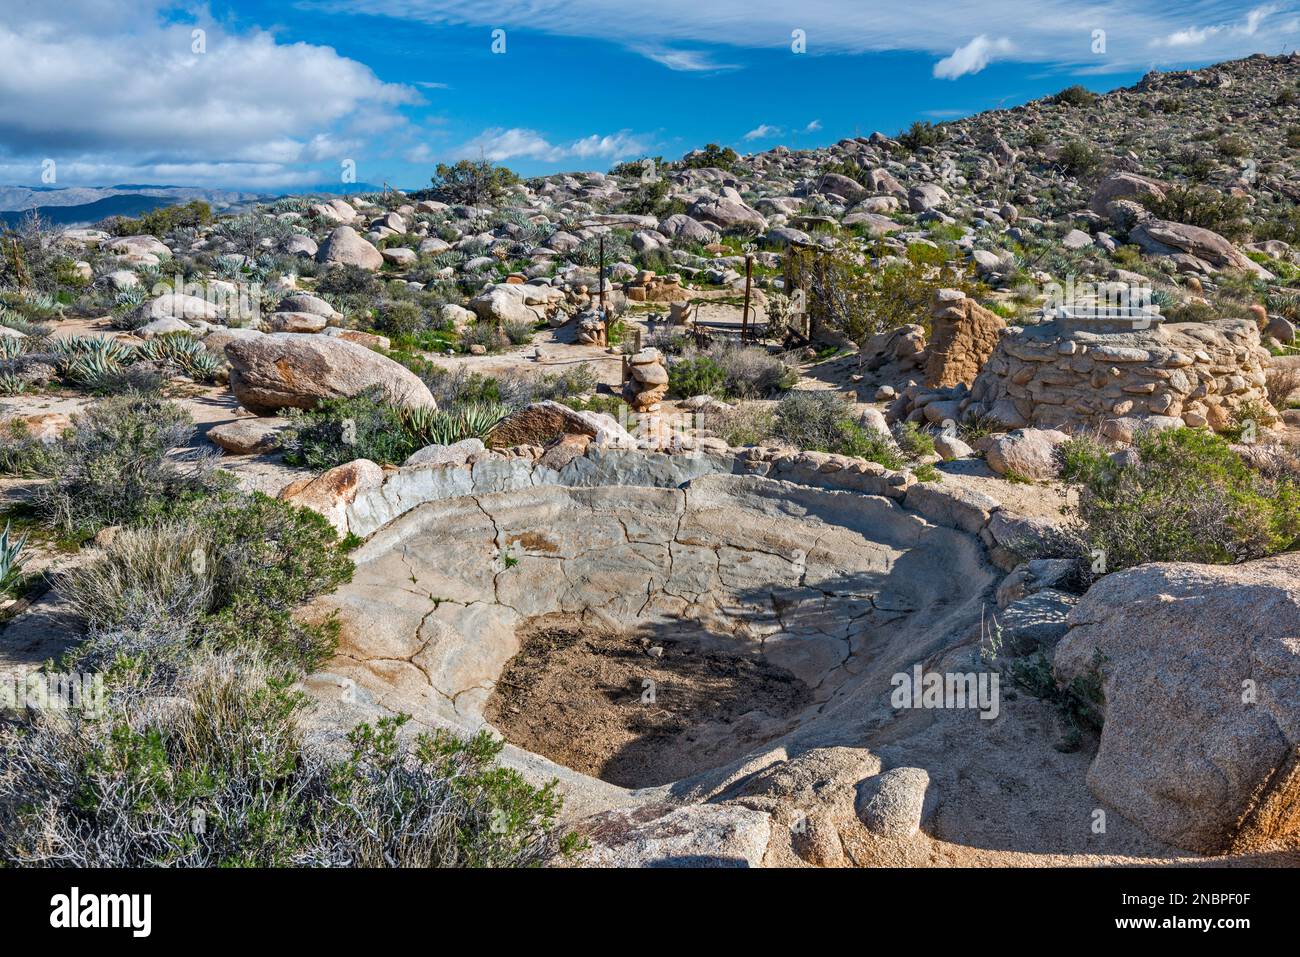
[
  {"left": 598, "top": 234, "right": 606, "bottom": 315},
  {"left": 741, "top": 254, "right": 754, "bottom": 343}
]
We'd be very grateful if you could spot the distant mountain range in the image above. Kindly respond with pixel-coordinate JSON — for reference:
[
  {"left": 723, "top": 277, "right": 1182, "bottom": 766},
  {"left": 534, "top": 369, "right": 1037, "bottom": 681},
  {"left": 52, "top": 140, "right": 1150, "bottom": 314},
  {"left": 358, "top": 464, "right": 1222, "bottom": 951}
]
[{"left": 0, "top": 182, "right": 394, "bottom": 228}]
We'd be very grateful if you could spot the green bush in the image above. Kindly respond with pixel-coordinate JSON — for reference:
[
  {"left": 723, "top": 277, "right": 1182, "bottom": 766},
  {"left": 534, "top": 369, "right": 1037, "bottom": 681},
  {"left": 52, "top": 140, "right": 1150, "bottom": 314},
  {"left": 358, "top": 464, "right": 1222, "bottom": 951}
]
[
  {"left": 1148, "top": 185, "right": 1250, "bottom": 241},
  {"left": 668, "top": 355, "right": 726, "bottom": 398},
  {"left": 1059, "top": 428, "right": 1300, "bottom": 572},
  {"left": 1056, "top": 140, "right": 1101, "bottom": 176},
  {"left": 427, "top": 159, "right": 520, "bottom": 206},
  {"left": 36, "top": 396, "right": 229, "bottom": 535},
  {"left": 896, "top": 121, "right": 946, "bottom": 151},
  {"left": 374, "top": 299, "right": 429, "bottom": 338},
  {"left": 0, "top": 652, "right": 576, "bottom": 867},
  {"left": 680, "top": 143, "right": 739, "bottom": 171},
  {"left": 278, "top": 388, "right": 417, "bottom": 470},
  {"left": 771, "top": 392, "right": 903, "bottom": 467},
  {"left": 107, "top": 200, "right": 212, "bottom": 238},
  {"left": 0, "top": 419, "right": 62, "bottom": 477},
  {"left": 1051, "top": 85, "right": 1099, "bottom": 108}
]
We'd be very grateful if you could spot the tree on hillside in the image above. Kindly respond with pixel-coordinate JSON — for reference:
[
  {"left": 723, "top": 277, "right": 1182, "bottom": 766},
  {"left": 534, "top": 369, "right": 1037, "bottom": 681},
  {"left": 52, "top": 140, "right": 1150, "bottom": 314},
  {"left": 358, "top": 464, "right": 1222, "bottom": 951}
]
[{"left": 429, "top": 159, "right": 520, "bottom": 206}]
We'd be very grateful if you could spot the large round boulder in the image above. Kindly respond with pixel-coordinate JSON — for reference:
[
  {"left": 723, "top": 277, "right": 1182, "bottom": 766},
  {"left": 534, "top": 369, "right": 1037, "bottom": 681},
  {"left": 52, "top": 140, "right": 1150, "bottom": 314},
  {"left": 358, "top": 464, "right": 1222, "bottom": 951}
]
[
  {"left": 1054, "top": 553, "right": 1300, "bottom": 853},
  {"left": 315, "top": 225, "right": 384, "bottom": 271},
  {"left": 224, "top": 333, "right": 435, "bottom": 414}
]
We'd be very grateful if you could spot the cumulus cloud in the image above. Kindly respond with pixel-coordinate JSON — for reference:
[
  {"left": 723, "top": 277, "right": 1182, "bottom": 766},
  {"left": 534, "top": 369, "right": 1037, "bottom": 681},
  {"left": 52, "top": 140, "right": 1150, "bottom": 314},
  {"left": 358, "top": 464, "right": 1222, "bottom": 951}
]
[
  {"left": 743, "top": 124, "right": 782, "bottom": 140},
  {"left": 0, "top": 0, "right": 416, "bottom": 187},
  {"left": 933, "top": 35, "right": 1014, "bottom": 79},
  {"left": 804, "top": 119, "right": 823, "bottom": 132},
  {"left": 452, "top": 127, "right": 649, "bottom": 163}
]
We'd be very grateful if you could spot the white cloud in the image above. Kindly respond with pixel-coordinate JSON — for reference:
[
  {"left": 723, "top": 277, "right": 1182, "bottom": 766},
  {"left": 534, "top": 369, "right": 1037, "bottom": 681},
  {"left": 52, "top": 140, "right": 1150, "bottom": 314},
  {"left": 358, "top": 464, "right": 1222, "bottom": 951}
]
[
  {"left": 452, "top": 127, "right": 649, "bottom": 163},
  {"left": 0, "top": 1, "right": 417, "bottom": 187},
  {"left": 804, "top": 119, "right": 823, "bottom": 132},
  {"left": 743, "top": 124, "right": 782, "bottom": 140},
  {"left": 934, "top": 35, "right": 1014, "bottom": 79},
  {"left": 317, "top": 0, "right": 1300, "bottom": 74},
  {"left": 1154, "top": 4, "right": 1281, "bottom": 48},
  {"left": 416, "top": 81, "right": 452, "bottom": 89},
  {"left": 631, "top": 46, "right": 740, "bottom": 72}
]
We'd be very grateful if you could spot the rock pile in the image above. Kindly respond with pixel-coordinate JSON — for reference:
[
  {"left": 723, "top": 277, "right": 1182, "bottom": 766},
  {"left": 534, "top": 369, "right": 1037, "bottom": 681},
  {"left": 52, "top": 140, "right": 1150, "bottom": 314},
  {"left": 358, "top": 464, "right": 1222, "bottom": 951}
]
[{"left": 624, "top": 348, "right": 670, "bottom": 412}]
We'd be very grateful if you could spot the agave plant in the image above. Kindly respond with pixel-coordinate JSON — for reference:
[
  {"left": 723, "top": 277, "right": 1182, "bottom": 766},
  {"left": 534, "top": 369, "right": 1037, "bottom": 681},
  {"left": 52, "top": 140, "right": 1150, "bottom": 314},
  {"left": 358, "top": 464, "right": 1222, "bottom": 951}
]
[
  {"left": 0, "top": 307, "right": 52, "bottom": 340},
  {"left": 0, "top": 336, "right": 29, "bottom": 361},
  {"left": 64, "top": 351, "right": 127, "bottom": 389},
  {"left": 0, "top": 521, "right": 27, "bottom": 596},
  {"left": 403, "top": 402, "right": 510, "bottom": 447},
  {"left": 0, "top": 372, "right": 28, "bottom": 396}
]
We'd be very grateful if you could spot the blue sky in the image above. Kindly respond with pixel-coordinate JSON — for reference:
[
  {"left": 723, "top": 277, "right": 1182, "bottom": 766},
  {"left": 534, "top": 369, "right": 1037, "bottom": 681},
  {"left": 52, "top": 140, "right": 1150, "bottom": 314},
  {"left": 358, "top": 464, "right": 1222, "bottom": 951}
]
[{"left": 0, "top": 1, "right": 1297, "bottom": 192}]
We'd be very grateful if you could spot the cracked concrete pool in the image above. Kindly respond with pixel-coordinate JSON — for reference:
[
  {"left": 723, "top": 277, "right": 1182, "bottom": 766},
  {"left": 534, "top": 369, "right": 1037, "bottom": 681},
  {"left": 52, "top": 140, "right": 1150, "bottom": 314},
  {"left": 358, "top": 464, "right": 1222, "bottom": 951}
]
[{"left": 306, "top": 473, "right": 997, "bottom": 800}]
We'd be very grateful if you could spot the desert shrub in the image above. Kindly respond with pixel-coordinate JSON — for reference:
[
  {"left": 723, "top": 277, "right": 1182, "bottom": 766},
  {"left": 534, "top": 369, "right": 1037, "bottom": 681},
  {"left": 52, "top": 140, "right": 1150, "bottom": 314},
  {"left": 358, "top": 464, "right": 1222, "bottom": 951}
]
[
  {"left": 374, "top": 299, "right": 429, "bottom": 338},
  {"left": 1051, "top": 85, "right": 1099, "bottom": 108},
  {"left": 502, "top": 317, "right": 536, "bottom": 345},
  {"left": 771, "top": 392, "right": 903, "bottom": 466},
  {"left": 1058, "top": 428, "right": 1300, "bottom": 572},
  {"left": 62, "top": 494, "right": 351, "bottom": 672},
  {"left": 460, "top": 321, "right": 508, "bottom": 353},
  {"left": 278, "top": 388, "right": 416, "bottom": 469},
  {"left": 427, "top": 160, "right": 521, "bottom": 206},
  {"left": 893, "top": 421, "right": 936, "bottom": 459},
  {"left": 896, "top": 121, "right": 946, "bottom": 151},
  {"left": 1056, "top": 140, "right": 1101, "bottom": 176},
  {"left": 315, "top": 264, "right": 379, "bottom": 298},
  {"left": 1217, "top": 135, "right": 1250, "bottom": 159},
  {"left": 679, "top": 143, "right": 739, "bottom": 171},
  {"left": 0, "top": 652, "right": 574, "bottom": 867},
  {"left": 788, "top": 240, "right": 980, "bottom": 343},
  {"left": 0, "top": 419, "right": 63, "bottom": 477},
  {"left": 714, "top": 403, "right": 775, "bottom": 447},
  {"left": 1147, "top": 185, "right": 1250, "bottom": 241},
  {"left": 107, "top": 200, "right": 212, "bottom": 239},
  {"left": 1267, "top": 366, "right": 1300, "bottom": 408},
  {"left": 702, "top": 342, "right": 798, "bottom": 399},
  {"left": 668, "top": 355, "right": 726, "bottom": 398},
  {"left": 35, "top": 396, "right": 228, "bottom": 535}
]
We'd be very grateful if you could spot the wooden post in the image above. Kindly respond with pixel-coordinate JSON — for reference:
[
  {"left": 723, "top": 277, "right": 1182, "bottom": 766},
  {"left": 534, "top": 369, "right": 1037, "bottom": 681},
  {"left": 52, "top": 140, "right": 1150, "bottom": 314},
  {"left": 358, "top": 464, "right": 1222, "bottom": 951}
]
[
  {"left": 741, "top": 254, "right": 754, "bottom": 343},
  {"left": 634, "top": 329, "right": 642, "bottom": 354},
  {"left": 598, "top": 234, "right": 606, "bottom": 315}
]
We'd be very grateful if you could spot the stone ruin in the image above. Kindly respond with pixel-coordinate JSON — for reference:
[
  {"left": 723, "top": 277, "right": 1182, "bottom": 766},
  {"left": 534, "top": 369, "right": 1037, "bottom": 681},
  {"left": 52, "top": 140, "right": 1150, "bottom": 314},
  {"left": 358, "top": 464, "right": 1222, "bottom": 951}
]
[
  {"left": 966, "top": 314, "right": 1273, "bottom": 436},
  {"left": 871, "top": 289, "right": 1275, "bottom": 438},
  {"left": 623, "top": 269, "right": 691, "bottom": 303}
]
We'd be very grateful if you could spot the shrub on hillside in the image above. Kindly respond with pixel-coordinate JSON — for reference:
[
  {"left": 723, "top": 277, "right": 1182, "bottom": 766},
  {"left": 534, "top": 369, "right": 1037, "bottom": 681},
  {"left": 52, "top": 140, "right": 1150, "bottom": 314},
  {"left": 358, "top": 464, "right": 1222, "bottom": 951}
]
[{"left": 1058, "top": 428, "right": 1300, "bottom": 573}]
